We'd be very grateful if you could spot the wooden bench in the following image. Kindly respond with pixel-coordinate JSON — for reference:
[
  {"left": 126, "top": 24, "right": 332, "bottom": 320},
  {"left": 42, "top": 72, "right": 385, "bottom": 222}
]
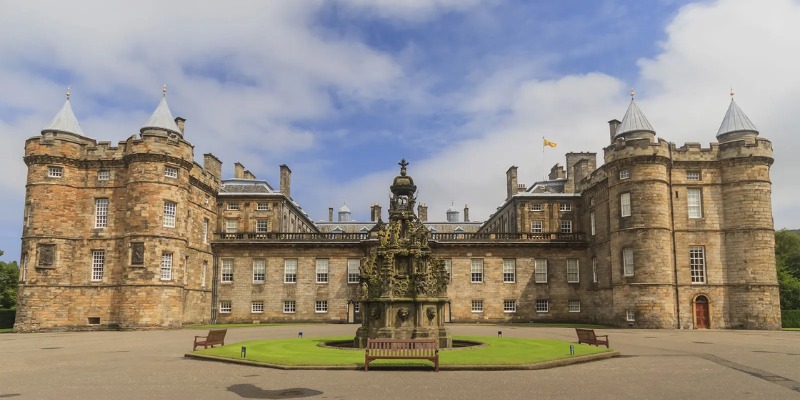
[
  {"left": 193, "top": 329, "right": 227, "bottom": 350},
  {"left": 365, "top": 338, "right": 439, "bottom": 372},
  {"left": 575, "top": 328, "right": 609, "bottom": 348}
]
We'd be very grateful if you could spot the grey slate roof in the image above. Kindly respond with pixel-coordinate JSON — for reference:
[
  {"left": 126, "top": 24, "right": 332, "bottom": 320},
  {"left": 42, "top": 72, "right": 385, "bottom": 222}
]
[
  {"left": 42, "top": 98, "right": 86, "bottom": 137},
  {"left": 716, "top": 99, "right": 758, "bottom": 137},
  {"left": 141, "top": 94, "right": 182, "bottom": 135},
  {"left": 615, "top": 99, "right": 655, "bottom": 138}
]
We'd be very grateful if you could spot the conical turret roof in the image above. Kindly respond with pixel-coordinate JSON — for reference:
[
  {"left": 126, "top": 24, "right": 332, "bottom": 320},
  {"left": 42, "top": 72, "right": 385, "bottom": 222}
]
[
  {"left": 141, "top": 87, "right": 182, "bottom": 135},
  {"left": 615, "top": 98, "right": 655, "bottom": 138},
  {"left": 42, "top": 92, "right": 86, "bottom": 137},
  {"left": 716, "top": 99, "right": 758, "bottom": 137}
]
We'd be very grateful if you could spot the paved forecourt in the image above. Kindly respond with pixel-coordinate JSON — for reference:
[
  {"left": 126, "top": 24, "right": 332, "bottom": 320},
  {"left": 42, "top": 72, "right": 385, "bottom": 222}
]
[{"left": 1, "top": 324, "right": 799, "bottom": 399}]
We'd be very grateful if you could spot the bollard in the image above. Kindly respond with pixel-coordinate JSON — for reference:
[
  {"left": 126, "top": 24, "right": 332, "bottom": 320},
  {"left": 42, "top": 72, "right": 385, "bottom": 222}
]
[
  {"left": 298, "top": 331, "right": 303, "bottom": 338},
  {"left": 569, "top": 345, "right": 574, "bottom": 355},
  {"left": 497, "top": 331, "right": 502, "bottom": 337},
  {"left": 241, "top": 346, "right": 247, "bottom": 358}
]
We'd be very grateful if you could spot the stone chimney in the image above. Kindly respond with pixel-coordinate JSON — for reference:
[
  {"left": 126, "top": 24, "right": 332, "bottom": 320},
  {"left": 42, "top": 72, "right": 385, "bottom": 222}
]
[
  {"left": 328, "top": 206, "right": 334, "bottom": 222},
  {"left": 175, "top": 117, "right": 186, "bottom": 135},
  {"left": 279, "top": 164, "right": 291, "bottom": 198},
  {"left": 549, "top": 164, "right": 566, "bottom": 180},
  {"left": 243, "top": 170, "right": 256, "bottom": 180},
  {"left": 418, "top": 203, "right": 428, "bottom": 222},
  {"left": 518, "top": 184, "right": 527, "bottom": 193},
  {"left": 564, "top": 152, "right": 597, "bottom": 193},
  {"left": 608, "top": 119, "right": 621, "bottom": 144},
  {"left": 506, "top": 166, "right": 518, "bottom": 200},
  {"left": 203, "top": 153, "right": 222, "bottom": 180},
  {"left": 463, "top": 204, "right": 470, "bottom": 222},
  {"left": 572, "top": 159, "right": 591, "bottom": 190},
  {"left": 234, "top": 162, "right": 245, "bottom": 179},
  {"left": 370, "top": 204, "right": 382, "bottom": 221}
]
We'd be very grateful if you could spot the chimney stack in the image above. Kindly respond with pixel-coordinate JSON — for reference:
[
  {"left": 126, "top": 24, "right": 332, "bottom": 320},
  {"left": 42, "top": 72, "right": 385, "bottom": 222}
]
[
  {"left": 506, "top": 166, "right": 518, "bottom": 200},
  {"left": 203, "top": 153, "right": 222, "bottom": 180},
  {"left": 175, "top": 117, "right": 186, "bottom": 135},
  {"left": 418, "top": 203, "right": 428, "bottom": 222},
  {"left": 243, "top": 170, "right": 256, "bottom": 180},
  {"left": 328, "top": 206, "right": 334, "bottom": 222},
  {"left": 279, "top": 164, "right": 292, "bottom": 198},
  {"left": 463, "top": 204, "right": 470, "bottom": 222},
  {"left": 370, "top": 204, "right": 382, "bottom": 221},
  {"left": 608, "top": 119, "right": 621, "bottom": 144},
  {"left": 234, "top": 162, "right": 245, "bottom": 179}
]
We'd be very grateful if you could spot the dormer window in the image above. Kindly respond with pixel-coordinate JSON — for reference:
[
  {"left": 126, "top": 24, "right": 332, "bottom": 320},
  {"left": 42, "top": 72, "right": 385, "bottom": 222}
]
[
  {"left": 164, "top": 166, "right": 178, "bottom": 179},
  {"left": 48, "top": 166, "right": 63, "bottom": 178}
]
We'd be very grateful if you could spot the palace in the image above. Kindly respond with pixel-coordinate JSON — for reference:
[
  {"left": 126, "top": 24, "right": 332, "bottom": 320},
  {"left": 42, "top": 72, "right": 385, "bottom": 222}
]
[{"left": 13, "top": 89, "right": 781, "bottom": 332}]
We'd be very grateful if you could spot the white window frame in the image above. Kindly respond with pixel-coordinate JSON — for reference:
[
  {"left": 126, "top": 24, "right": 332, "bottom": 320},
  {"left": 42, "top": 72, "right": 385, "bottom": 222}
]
[
  {"left": 284, "top": 259, "right": 297, "bottom": 283},
  {"left": 98, "top": 170, "right": 110, "bottom": 181},
  {"left": 530, "top": 203, "right": 543, "bottom": 212},
  {"left": 163, "top": 201, "right": 176, "bottom": 228},
  {"left": 626, "top": 310, "right": 635, "bottom": 322},
  {"left": 503, "top": 300, "right": 517, "bottom": 313},
  {"left": 443, "top": 259, "right": 452, "bottom": 282},
  {"left": 353, "top": 302, "right": 360, "bottom": 313},
  {"left": 569, "top": 300, "right": 581, "bottom": 313},
  {"left": 560, "top": 220, "right": 572, "bottom": 233},
  {"left": 161, "top": 252, "right": 173, "bottom": 281},
  {"left": 690, "top": 246, "right": 706, "bottom": 284},
  {"left": 164, "top": 166, "right": 178, "bottom": 179},
  {"left": 48, "top": 166, "right": 63, "bottom": 178},
  {"left": 225, "top": 219, "right": 238, "bottom": 233},
  {"left": 347, "top": 259, "right": 360, "bottom": 284},
  {"left": 316, "top": 259, "right": 329, "bottom": 283},
  {"left": 534, "top": 259, "right": 548, "bottom": 283},
  {"left": 620, "top": 192, "right": 631, "bottom": 217},
  {"left": 251, "top": 301, "right": 264, "bottom": 313},
  {"left": 91, "top": 250, "right": 104, "bottom": 281},
  {"left": 687, "top": 171, "right": 701, "bottom": 181},
  {"left": 531, "top": 220, "right": 543, "bottom": 233},
  {"left": 201, "top": 261, "right": 207, "bottom": 288},
  {"left": 283, "top": 300, "right": 296, "bottom": 314},
  {"left": 619, "top": 169, "right": 630, "bottom": 180},
  {"left": 590, "top": 211, "right": 596, "bottom": 236},
  {"left": 252, "top": 259, "right": 266, "bottom": 283},
  {"left": 256, "top": 219, "right": 269, "bottom": 233},
  {"left": 471, "top": 300, "right": 484, "bottom": 313},
  {"left": 315, "top": 300, "right": 328, "bottom": 313},
  {"left": 503, "top": 259, "right": 516, "bottom": 283},
  {"left": 559, "top": 203, "right": 572, "bottom": 212},
  {"left": 95, "top": 198, "right": 109, "bottom": 228},
  {"left": 687, "top": 188, "right": 702, "bottom": 219},
  {"left": 203, "top": 219, "right": 209, "bottom": 244},
  {"left": 257, "top": 202, "right": 269, "bottom": 211},
  {"left": 470, "top": 259, "right": 484, "bottom": 283},
  {"left": 221, "top": 258, "right": 233, "bottom": 283},
  {"left": 536, "top": 299, "right": 549, "bottom": 313},
  {"left": 219, "top": 300, "right": 231, "bottom": 314},
  {"left": 567, "top": 259, "right": 580, "bottom": 283},
  {"left": 592, "top": 257, "right": 598, "bottom": 283},
  {"left": 623, "top": 248, "right": 635, "bottom": 277},
  {"left": 227, "top": 202, "right": 240, "bottom": 211}
]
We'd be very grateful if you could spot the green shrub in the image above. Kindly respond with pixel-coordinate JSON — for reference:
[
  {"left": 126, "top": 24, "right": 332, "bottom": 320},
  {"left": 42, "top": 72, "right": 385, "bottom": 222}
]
[
  {"left": 0, "top": 308, "right": 15, "bottom": 329},
  {"left": 782, "top": 310, "right": 800, "bottom": 328}
]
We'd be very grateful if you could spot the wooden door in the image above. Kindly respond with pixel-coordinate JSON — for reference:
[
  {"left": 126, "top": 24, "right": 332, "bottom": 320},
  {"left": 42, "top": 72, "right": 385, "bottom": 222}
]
[{"left": 695, "top": 296, "right": 709, "bottom": 329}]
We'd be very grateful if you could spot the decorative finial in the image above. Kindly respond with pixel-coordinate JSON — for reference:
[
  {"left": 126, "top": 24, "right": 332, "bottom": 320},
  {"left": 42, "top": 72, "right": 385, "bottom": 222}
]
[
  {"left": 162, "top": 84, "right": 167, "bottom": 96},
  {"left": 730, "top": 87, "right": 734, "bottom": 99},
  {"left": 630, "top": 88, "right": 635, "bottom": 100},
  {"left": 66, "top": 86, "right": 71, "bottom": 100},
  {"left": 398, "top": 159, "right": 409, "bottom": 176}
]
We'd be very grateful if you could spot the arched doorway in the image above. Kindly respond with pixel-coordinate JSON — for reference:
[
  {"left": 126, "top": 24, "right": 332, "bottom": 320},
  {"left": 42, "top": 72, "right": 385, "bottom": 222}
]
[{"left": 694, "top": 295, "right": 710, "bottom": 329}]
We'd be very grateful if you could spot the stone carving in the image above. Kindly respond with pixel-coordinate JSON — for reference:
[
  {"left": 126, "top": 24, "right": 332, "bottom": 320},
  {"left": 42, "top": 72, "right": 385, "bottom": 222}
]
[
  {"left": 426, "top": 307, "right": 436, "bottom": 320},
  {"left": 398, "top": 307, "right": 410, "bottom": 321},
  {"left": 38, "top": 244, "right": 55, "bottom": 266},
  {"left": 370, "top": 307, "right": 381, "bottom": 321},
  {"left": 131, "top": 242, "right": 144, "bottom": 265}
]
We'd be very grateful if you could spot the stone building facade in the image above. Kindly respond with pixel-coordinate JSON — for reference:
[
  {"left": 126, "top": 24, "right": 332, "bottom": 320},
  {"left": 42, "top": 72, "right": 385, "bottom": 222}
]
[{"left": 14, "top": 90, "right": 781, "bottom": 332}]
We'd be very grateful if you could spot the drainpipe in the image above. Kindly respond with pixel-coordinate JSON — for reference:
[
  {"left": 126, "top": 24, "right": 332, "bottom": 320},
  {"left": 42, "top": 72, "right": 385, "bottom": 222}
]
[
  {"left": 211, "top": 253, "right": 219, "bottom": 324},
  {"left": 668, "top": 144, "right": 681, "bottom": 329}
]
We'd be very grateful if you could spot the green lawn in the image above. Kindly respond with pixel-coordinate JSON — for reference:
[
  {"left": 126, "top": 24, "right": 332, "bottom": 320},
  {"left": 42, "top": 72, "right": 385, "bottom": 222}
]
[
  {"left": 0, "top": 328, "right": 12, "bottom": 333},
  {"left": 185, "top": 323, "right": 288, "bottom": 330},
  {"left": 195, "top": 336, "right": 611, "bottom": 367},
  {"left": 784, "top": 328, "right": 800, "bottom": 331}
]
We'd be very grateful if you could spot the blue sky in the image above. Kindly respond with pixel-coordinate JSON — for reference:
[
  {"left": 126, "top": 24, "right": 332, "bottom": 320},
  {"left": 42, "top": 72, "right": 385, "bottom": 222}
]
[{"left": 1, "top": 0, "right": 799, "bottom": 263}]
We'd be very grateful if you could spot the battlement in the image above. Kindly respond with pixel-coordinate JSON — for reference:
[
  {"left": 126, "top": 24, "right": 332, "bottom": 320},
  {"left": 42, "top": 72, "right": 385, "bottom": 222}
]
[{"left": 603, "top": 137, "right": 672, "bottom": 163}]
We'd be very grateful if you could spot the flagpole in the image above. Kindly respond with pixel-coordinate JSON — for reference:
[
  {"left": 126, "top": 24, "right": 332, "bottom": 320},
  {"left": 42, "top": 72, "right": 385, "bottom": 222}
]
[{"left": 542, "top": 136, "right": 545, "bottom": 181}]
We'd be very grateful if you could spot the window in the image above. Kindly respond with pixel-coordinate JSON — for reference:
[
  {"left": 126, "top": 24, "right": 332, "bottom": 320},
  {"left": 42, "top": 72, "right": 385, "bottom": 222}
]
[
  {"left": 203, "top": 219, "right": 209, "bottom": 244},
  {"left": 619, "top": 169, "right": 630, "bottom": 180},
  {"left": 163, "top": 202, "right": 176, "bottom": 228},
  {"left": 251, "top": 301, "right": 264, "bottom": 313},
  {"left": 443, "top": 259, "right": 452, "bottom": 282},
  {"left": 164, "top": 166, "right": 178, "bottom": 179},
  {"left": 503, "top": 300, "right": 517, "bottom": 313},
  {"left": 502, "top": 259, "right": 516, "bottom": 283},
  {"left": 567, "top": 259, "right": 580, "bottom": 283},
  {"left": 690, "top": 246, "right": 706, "bottom": 284},
  {"left": 353, "top": 302, "right": 360, "bottom": 313},
  {"left": 531, "top": 203, "right": 543, "bottom": 211},
  {"left": 257, "top": 202, "right": 269, "bottom": 211},
  {"left": 256, "top": 219, "right": 269, "bottom": 233},
  {"left": 161, "top": 253, "right": 173, "bottom": 281},
  {"left": 626, "top": 310, "right": 635, "bottom": 322},
  {"left": 620, "top": 192, "right": 631, "bottom": 217},
  {"left": 95, "top": 198, "right": 109, "bottom": 228},
  {"left": 225, "top": 219, "right": 238, "bottom": 233},
  {"left": 590, "top": 211, "right": 596, "bottom": 236},
  {"left": 687, "top": 189, "right": 702, "bottom": 219},
  {"left": 534, "top": 259, "right": 548, "bottom": 283},
  {"left": 91, "top": 250, "right": 104, "bottom": 281},
  {"left": 315, "top": 300, "right": 328, "bottom": 313},
  {"left": 559, "top": 203, "right": 572, "bottom": 212},
  {"left": 471, "top": 300, "right": 483, "bottom": 313},
  {"left": 316, "top": 259, "right": 329, "bottom": 283},
  {"left": 623, "top": 248, "right": 635, "bottom": 276},
  {"left": 48, "top": 166, "right": 63, "bottom": 178},
  {"left": 283, "top": 300, "right": 296, "bottom": 313},
  {"left": 253, "top": 259, "right": 266, "bottom": 283},
  {"left": 569, "top": 300, "right": 581, "bottom": 313},
  {"left": 284, "top": 259, "right": 297, "bottom": 283},
  {"left": 560, "top": 220, "right": 572, "bottom": 233},
  {"left": 592, "top": 257, "right": 598, "bottom": 283},
  {"left": 470, "top": 259, "right": 483, "bottom": 283},
  {"left": 347, "top": 259, "right": 360, "bottom": 284},
  {"left": 201, "top": 261, "right": 207, "bottom": 288},
  {"left": 219, "top": 301, "right": 231, "bottom": 314},
  {"left": 227, "top": 202, "right": 240, "bottom": 211},
  {"left": 98, "top": 170, "right": 110, "bottom": 181},
  {"left": 221, "top": 258, "right": 233, "bottom": 283},
  {"left": 536, "top": 299, "right": 549, "bottom": 313},
  {"left": 531, "top": 220, "right": 543, "bottom": 233},
  {"left": 687, "top": 171, "right": 701, "bottom": 181}
]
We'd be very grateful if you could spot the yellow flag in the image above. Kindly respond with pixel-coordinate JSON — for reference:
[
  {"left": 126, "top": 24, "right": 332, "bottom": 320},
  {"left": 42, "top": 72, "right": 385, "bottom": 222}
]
[{"left": 543, "top": 138, "right": 557, "bottom": 148}]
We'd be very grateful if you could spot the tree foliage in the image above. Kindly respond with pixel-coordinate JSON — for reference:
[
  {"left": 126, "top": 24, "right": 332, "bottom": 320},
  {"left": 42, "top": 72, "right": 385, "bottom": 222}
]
[
  {"left": 0, "top": 250, "right": 20, "bottom": 309},
  {"left": 776, "top": 230, "right": 800, "bottom": 310}
]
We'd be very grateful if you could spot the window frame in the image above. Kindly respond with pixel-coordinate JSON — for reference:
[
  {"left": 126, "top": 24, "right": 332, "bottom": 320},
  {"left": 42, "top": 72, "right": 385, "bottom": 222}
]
[
  {"left": 256, "top": 219, "right": 269, "bottom": 233},
  {"left": 559, "top": 203, "right": 572, "bottom": 212},
  {"left": 619, "top": 169, "right": 630, "bottom": 180},
  {"left": 686, "top": 171, "right": 701, "bottom": 181},
  {"left": 569, "top": 300, "right": 581, "bottom": 313},
  {"left": 221, "top": 258, "right": 233, "bottom": 283},
  {"left": 560, "top": 220, "right": 572, "bottom": 233},
  {"left": 503, "top": 300, "right": 517, "bottom": 313},
  {"left": 470, "top": 259, "right": 484, "bottom": 283},
  {"left": 161, "top": 252, "right": 173, "bottom": 281},
  {"left": 590, "top": 211, "right": 596, "bottom": 236},
  {"left": 251, "top": 301, "right": 264, "bottom": 313},
  {"left": 283, "top": 300, "right": 296, "bottom": 314},
  {"left": 163, "top": 201, "right": 177, "bottom": 228},
  {"left": 226, "top": 202, "right": 240, "bottom": 211},
  {"left": 315, "top": 300, "right": 328, "bottom": 313},
  {"left": 256, "top": 202, "right": 269, "bottom": 211},
  {"left": 225, "top": 219, "right": 238, "bottom": 233},
  {"left": 252, "top": 259, "right": 266, "bottom": 283},
  {"left": 95, "top": 198, "right": 109, "bottom": 228},
  {"left": 471, "top": 299, "right": 484, "bottom": 313},
  {"left": 91, "top": 250, "right": 105, "bottom": 282},
  {"left": 219, "top": 300, "right": 232, "bottom": 314},
  {"left": 592, "top": 257, "right": 598, "bottom": 283},
  {"left": 531, "top": 220, "right": 543, "bottom": 233},
  {"left": 164, "top": 166, "right": 178, "bottom": 179},
  {"left": 48, "top": 166, "right": 63, "bottom": 178},
  {"left": 315, "top": 259, "right": 329, "bottom": 284},
  {"left": 502, "top": 259, "right": 516, "bottom": 283},
  {"left": 567, "top": 259, "right": 580, "bottom": 283},
  {"left": 347, "top": 259, "right": 360, "bottom": 284},
  {"left": 203, "top": 219, "right": 209, "bottom": 244},
  {"left": 623, "top": 248, "right": 635, "bottom": 277},
  {"left": 534, "top": 259, "right": 548, "bottom": 283},
  {"left": 530, "top": 203, "right": 543, "bottom": 212},
  {"left": 284, "top": 259, "right": 297, "bottom": 283},
  {"left": 689, "top": 245, "right": 706, "bottom": 284},
  {"left": 98, "top": 170, "right": 110, "bottom": 181},
  {"left": 443, "top": 259, "right": 452, "bottom": 282},
  {"left": 536, "top": 299, "right": 549, "bottom": 313},
  {"left": 620, "top": 192, "right": 631, "bottom": 217},
  {"left": 687, "top": 188, "right": 703, "bottom": 219},
  {"left": 626, "top": 310, "right": 635, "bottom": 322}
]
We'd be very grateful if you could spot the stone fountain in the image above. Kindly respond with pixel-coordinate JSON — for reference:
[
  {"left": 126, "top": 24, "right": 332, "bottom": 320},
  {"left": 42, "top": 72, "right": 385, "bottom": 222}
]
[{"left": 354, "top": 159, "right": 452, "bottom": 348}]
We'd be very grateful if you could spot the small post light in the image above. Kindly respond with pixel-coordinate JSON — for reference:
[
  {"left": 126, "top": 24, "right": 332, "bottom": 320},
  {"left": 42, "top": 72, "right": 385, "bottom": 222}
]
[
  {"left": 298, "top": 331, "right": 303, "bottom": 338},
  {"left": 569, "top": 345, "right": 574, "bottom": 355},
  {"left": 241, "top": 346, "right": 247, "bottom": 358},
  {"left": 497, "top": 331, "right": 502, "bottom": 337}
]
